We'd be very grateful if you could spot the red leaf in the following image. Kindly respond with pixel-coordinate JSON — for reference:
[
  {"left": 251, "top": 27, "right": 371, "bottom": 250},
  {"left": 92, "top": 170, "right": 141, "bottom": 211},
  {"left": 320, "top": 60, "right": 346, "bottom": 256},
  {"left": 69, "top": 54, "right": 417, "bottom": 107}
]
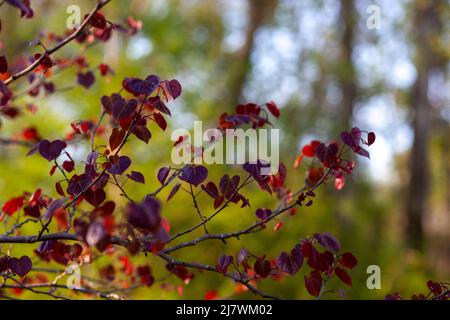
[
  {"left": 201, "top": 181, "right": 219, "bottom": 199},
  {"left": 109, "top": 128, "right": 126, "bottom": 151},
  {"left": 339, "top": 252, "right": 357, "bottom": 269},
  {"left": 254, "top": 258, "right": 271, "bottom": 278},
  {"left": 354, "top": 146, "right": 370, "bottom": 159},
  {"left": 368, "top": 132, "right": 376, "bottom": 146},
  {"left": 204, "top": 291, "right": 217, "bottom": 300},
  {"left": 88, "top": 12, "right": 107, "bottom": 29},
  {"left": 2, "top": 196, "right": 25, "bottom": 216},
  {"left": 302, "top": 145, "right": 315, "bottom": 157},
  {"left": 335, "top": 267, "right": 352, "bottom": 286},
  {"left": 304, "top": 271, "right": 322, "bottom": 297},
  {"left": 55, "top": 182, "right": 65, "bottom": 197},
  {"left": 132, "top": 125, "right": 151, "bottom": 144},
  {"left": 0, "top": 55, "right": 8, "bottom": 73},
  {"left": 153, "top": 112, "right": 167, "bottom": 131},
  {"left": 62, "top": 160, "right": 75, "bottom": 172},
  {"left": 266, "top": 101, "right": 280, "bottom": 118},
  {"left": 213, "top": 195, "right": 224, "bottom": 209}
]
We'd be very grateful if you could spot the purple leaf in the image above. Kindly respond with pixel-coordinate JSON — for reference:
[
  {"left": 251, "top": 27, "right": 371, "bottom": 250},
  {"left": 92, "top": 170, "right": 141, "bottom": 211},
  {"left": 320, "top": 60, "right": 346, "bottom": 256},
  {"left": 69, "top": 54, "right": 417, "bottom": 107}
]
[
  {"left": 127, "top": 196, "right": 162, "bottom": 232},
  {"left": 216, "top": 255, "right": 233, "bottom": 274},
  {"left": 38, "top": 139, "right": 67, "bottom": 161},
  {"left": 86, "top": 151, "right": 98, "bottom": 165},
  {"left": 276, "top": 245, "right": 303, "bottom": 275},
  {"left": 157, "top": 167, "right": 170, "bottom": 185},
  {"left": 340, "top": 127, "right": 362, "bottom": 150},
  {"left": 315, "top": 142, "right": 338, "bottom": 164},
  {"left": 255, "top": 208, "right": 271, "bottom": 220},
  {"left": 167, "top": 183, "right": 181, "bottom": 202},
  {"left": 314, "top": 232, "right": 341, "bottom": 253},
  {"left": 67, "top": 174, "right": 92, "bottom": 195},
  {"left": 43, "top": 197, "right": 66, "bottom": 220},
  {"left": 77, "top": 71, "right": 95, "bottom": 88},
  {"left": 5, "top": 0, "right": 33, "bottom": 18},
  {"left": 113, "top": 97, "right": 137, "bottom": 120},
  {"left": 236, "top": 248, "right": 248, "bottom": 265},
  {"left": 0, "top": 257, "right": 10, "bottom": 273},
  {"left": 107, "top": 156, "right": 131, "bottom": 175},
  {"left": 122, "top": 75, "right": 160, "bottom": 96},
  {"left": 8, "top": 256, "right": 32, "bottom": 277},
  {"left": 84, "top": 188, "right": 106, "bottom": 207},
  {"left": 127, "top": 171, "right": 145, "bottom": 184},
  {"left": 0, "top": 80, "right": 13, "bottom": 106},
  {"left": 179, "top": 165, "right": 208, "bottom": 187}
]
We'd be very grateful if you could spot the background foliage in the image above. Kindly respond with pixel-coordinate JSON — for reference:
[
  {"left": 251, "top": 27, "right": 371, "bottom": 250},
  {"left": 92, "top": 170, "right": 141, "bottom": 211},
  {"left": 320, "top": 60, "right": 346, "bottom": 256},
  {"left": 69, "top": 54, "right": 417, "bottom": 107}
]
[{"left": 0, "top": 0, "right": 448, "bottom": 299}]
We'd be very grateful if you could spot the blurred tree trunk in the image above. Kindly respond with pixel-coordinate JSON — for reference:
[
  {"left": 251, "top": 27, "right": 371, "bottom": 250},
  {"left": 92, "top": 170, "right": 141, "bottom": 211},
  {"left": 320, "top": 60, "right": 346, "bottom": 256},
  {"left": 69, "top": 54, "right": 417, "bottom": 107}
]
[
  {"left": 406, "top": 0, "right": 444, "bottom": 250},
  {"left": 337, "top": 0, "right": 357, "bottom": 130},
  {"left": 226, "top": 0, "right": 278, "bottom": 107}
]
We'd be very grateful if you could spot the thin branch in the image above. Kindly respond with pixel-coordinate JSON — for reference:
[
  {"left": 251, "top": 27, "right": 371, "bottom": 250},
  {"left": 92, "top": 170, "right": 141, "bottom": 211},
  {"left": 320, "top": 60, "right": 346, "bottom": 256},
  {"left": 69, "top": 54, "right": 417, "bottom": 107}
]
[
  {"left": 90, "top": 111, "right": 106, "bottom": 151},
  {"left": 158, "top": 253, "right": 280, "bottom": 300},
  {"left": 3, "top": 0, "right": 113, "bottom": 86},
  {"left": 163, "top": 202, "right": 297, "bottom": 254},
  {"left": 189, "top": 183, "right": 208, "bottom": 234},
  {"left": 168, "top": 175, "right": 253, "bottom": 243},
  {"left": 0, "top": 232, "right": 129, "bottom": 246}
]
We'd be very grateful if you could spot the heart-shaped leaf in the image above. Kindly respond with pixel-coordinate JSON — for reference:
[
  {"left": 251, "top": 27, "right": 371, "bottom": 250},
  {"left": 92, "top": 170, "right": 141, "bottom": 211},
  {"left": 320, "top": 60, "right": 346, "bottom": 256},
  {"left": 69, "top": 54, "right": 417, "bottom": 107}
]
[
  {"left": 179, "top": 165, "right": 208, "bottom": 187},
  {"left": 77, "top": 71, "right": 95, "bottom": 88},
  {"left": 8, "top": 256, "right": 32, "bottom": 277},
  {"left": 84, "top": 188, "right": 106, "bottom": 207},
  {"left": 38, "top": 139, "right": 67, "bottom": 161},
  {"left": 254, "top": 258, "right": 271, "bottom": 278},
  {"left": 277, "top": 245, "right": 304, "bottom": 275},
  {"left": 107, "top": 156, "right": 131, "bottom": 175}
]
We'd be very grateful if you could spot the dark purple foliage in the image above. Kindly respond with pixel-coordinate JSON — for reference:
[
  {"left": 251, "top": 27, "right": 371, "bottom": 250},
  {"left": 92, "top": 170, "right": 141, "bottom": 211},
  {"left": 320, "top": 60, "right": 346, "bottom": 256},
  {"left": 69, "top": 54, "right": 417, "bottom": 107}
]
[
  {"left": 38, "top": 139, "right": 67, "bottom": 161},
  {"left": 179, "top": 165, "right": 208, "bottom": 187}
]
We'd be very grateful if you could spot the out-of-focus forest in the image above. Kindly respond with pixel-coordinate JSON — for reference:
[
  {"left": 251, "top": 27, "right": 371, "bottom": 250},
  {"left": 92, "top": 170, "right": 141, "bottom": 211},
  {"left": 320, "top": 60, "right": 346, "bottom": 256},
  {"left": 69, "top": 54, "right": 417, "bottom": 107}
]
[{"left": 0, "top": 0, "right": 449, "bottom": 299}]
